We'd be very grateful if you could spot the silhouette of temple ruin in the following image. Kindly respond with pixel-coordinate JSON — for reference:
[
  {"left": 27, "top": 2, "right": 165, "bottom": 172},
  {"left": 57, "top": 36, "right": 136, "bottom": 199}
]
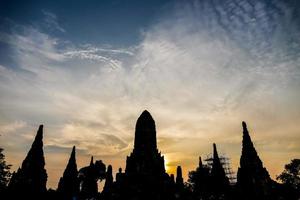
[
  {"left": 113, "top": 110, "right": 175, "bottom": 200},
  {"left": 3, "top": 110, "right": 296, "bottom": 200},
  {"left": 7, "top": 125, "right": 47, "bottom": 199},
  {"left": 57, "top": 146, "right": 79, "bottom": 200},
  {"left": 236, "top": 121, "right": 278, "bottom": 200}
]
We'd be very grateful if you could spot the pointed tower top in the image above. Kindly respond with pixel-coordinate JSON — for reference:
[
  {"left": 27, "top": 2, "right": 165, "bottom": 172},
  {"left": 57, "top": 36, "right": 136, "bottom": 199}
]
[
  {"left": 177, "top": 166, "right": 182, "bottom": 176},
  {"left": 134, "top": 110, "right": 157, "bottom": 151},
  {"left": 176, "top": 166, "right": 183, "bottom": 186},
  {"left": 58, "top": 146, "right": 78, "bottom": 186},
  {"left": 141, "top": 110, "right": 151, "bottom": 116},
  {"left": 199, "top": 156, "right": 203, "bottom": 168},
  {"left": 137, "top": 110, "right": 154, "bottom": 123},
  {"left": 239, "top": 121, "right": 264, "bottom": 169},
  {"left": 33, "top": 124, "right": 44, "bottom": 144},
  {"left": 71, "top": 145, "right": 75, "bottom": 153},
  {"left": 70, "top": 146, "right": 76, "bottom": 162},
  {"left": 211, "top": 143, "right": 229, "bottom": 190},
  {"left": 213, "top": 143, "right": 219, "bottom": 159},
  {"left": 242, "top": 121, "right": 250, "bottom": 138},
  {"left": 242, "top": 121, "right": 247, "bottom": 130},
  {"left": 211, "top": 143, "right": 224, "bottom": 174},
  {"left": 90, "top": 156, "right": 94, "bottom": 166},
  {"left": 38, "top": 124, "right": 43, "bottom": 131},
  {"left": 57, "top": 146, "right": 78, "bottom": 193},
  {"left": 24, "top": 125, "right": 45, "bottom": 165}
]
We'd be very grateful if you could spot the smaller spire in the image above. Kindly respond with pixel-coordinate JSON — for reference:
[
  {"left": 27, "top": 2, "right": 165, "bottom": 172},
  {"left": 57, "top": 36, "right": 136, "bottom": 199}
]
[
  {"left": 116, "top": 167, "right": 122, "bottom": 182},
  {"left": 211, "top": 143, "right": 230, "bottom": 195},
  {"left": 90, "top": 156, "right": 94, "bottom": 166},
  {"left": 57, "top": 146, "right": 79, "bottom": 197},
  {"left": 67, "top": 146, "right": 76, "bottom": 170},
  {"left": 70, "top": 146, "right": 76, "bottom": 160},
  {"left": 176, "top": 166, "right": 184, "bottom": 186},
  {"left": 211, "top": 143, "right": 224, "bottom": 177},
  {"left": 199, "top": 156, "right": 203, "bottom": 168},
  {"left": 213, "top": 143, "right": 219, "bottom": 160}
]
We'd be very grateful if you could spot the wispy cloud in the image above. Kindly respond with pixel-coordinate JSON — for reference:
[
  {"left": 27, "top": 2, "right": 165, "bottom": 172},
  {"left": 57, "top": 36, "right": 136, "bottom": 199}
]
[
  {"left": 0, "top": 121, "right": 27, "bottom": 135},
  {"left": 42, "top": 10, "right": 66, "bottom": 33}
]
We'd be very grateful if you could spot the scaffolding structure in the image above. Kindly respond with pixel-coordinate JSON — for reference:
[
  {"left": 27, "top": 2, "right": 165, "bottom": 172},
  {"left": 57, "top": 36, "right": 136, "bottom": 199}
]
[{"left": 204, "top": 154, "right": 237, "bottom": 185}]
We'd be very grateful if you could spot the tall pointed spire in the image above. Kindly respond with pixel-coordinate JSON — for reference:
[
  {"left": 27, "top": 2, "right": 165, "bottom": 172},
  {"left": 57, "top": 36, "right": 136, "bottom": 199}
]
[
  {"left": 240, "top": 121, "right": 263, "bottom": 168},
  {"left": 237, "top": 121, "right": 272, "bottom": 199},
  {"left": 57, "top": 146, "right": 79, "bottom": 199},
  {"left": 8, "top": 125, "right": 47, "bottom": 197},
  {"left": 22, "top": 125, "right": 45, "bottom": 169},
  {"left": 134, "top": 110, "right": 157, "bottom": 152},
  {"left": 210, "top": 143, "right": 229, "bottom": 196},
  {"left": 211, "top": 143, "right": 224, "bottom": 176}
]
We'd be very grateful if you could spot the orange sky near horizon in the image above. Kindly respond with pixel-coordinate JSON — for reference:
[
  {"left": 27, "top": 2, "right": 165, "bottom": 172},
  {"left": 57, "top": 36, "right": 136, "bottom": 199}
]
[{"left": 2, "top": 113, "right": 299, "bottom": 189}]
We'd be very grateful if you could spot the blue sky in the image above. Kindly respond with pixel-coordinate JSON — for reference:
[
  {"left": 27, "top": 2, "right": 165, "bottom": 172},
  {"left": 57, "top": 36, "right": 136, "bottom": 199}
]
[
  {"left": 0, "top": 0, "right": 300, "bottom": 188},
  {"left": 0, "top": 0, "right": 171, "bottom": 45}
]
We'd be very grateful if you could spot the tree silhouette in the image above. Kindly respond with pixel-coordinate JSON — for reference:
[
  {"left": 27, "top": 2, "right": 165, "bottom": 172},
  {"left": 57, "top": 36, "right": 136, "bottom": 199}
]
[
  {"left": 0, "top": 147, "right": 11, "bottom": 192},
  {"left": 277, "top": 159, "right": 300, "bottom": 191}
]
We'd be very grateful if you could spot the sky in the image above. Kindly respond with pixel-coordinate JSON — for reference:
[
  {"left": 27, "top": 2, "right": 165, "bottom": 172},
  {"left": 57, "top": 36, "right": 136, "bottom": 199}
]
[{"left": 0, "top": 0, "right": 300, "bottom": 189}]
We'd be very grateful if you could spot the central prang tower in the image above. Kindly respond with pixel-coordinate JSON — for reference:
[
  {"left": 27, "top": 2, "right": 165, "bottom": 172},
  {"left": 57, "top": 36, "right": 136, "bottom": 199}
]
[
  {"left": 125, "top": 110, "right": 166, "bottom": 177},
  {"left": 134, "top": 110, "right": 157, "bottom": 152},
  {"left": 118, "top": 110, "right": 172, "bottom": 200}
]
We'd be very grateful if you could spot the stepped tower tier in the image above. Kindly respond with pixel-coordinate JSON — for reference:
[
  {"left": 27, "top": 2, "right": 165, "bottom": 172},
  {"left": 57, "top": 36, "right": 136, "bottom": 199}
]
[
  {"left": 119, "top": 110, "right": 171, "bottom": 200},
  {"left": 125, "top": 110, "right": 165, "bottom": 176}
]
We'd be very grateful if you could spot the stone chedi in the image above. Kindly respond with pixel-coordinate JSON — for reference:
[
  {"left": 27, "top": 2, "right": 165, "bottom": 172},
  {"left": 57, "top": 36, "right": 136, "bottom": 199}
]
[
  {"left": 236, "top": 121, "right": 272, "bottom": 199},
  {"left": 176, "top": 166, "right": 184, "bottom": 187},
  {"left": 119, "top": 110, "right": 171, "bottom": 200},
  {"left": 57, "top": 146, "right": 79, "bottom": 199},
  {"left": 210, "top": 143, "right": 230, "bottom": 196},
  {"left": 126, "top": 110, "right": 165, "bottom": 176},
  {"left": 8, "top": 125, "right": 48, "bottom": 197}
]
